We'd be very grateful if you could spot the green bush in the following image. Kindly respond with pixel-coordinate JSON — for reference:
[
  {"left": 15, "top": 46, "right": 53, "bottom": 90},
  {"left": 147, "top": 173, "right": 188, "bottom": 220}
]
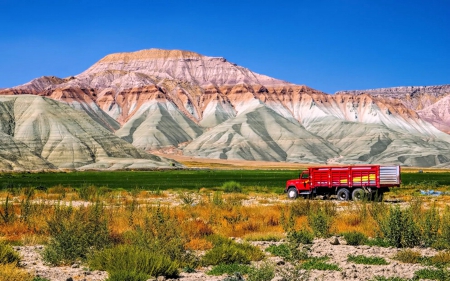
[
  {"left": 421, "top": 203, "right": 440, "bottom": 248},
  {"left": 77, "top": 185, "right": 99, "bottom": 201},
  {"left": 207, "top": 263, "right": 251, "bottom": 276},
  {"left": 247, "top": 262, "right": 275, "bottom": 281},
  {"left": 379, "top": 206, "right": 420, "bottom": 248},
  {"left": 42, "top": 203, "right": 111, "bottom": 265},
  {"left": 89, "top": 244, "right": 179, "bottom": 279},
  {"left": 342, "top": 231, "right": 367, "bottom": 246},
  {"left": 222, "top": 181, "right": 243, "bottom": 193},
  {"left": 202, "top": 242, "right": 263, "bottom": 266},
  {"left": 300, "top": 257, "right": 340, "bottom": 271},
  {"left": 265, "top": 243, "right": 308, "bottom": 262},
  {"left": 124, "top": 206, "right": 197, "bottom": 269},
  {"left": 307, "top": 207, "right": 333, "bottom": 238},
  {"left": 365, "top": 237, "right": 391, "bottom": 247},
  {"left": 347, "top": 254, "right": 389, "bottom": 265},
  {"left": 290, "top": 199, "right": 312, "bottom": 216},
  {"left": 202, "top": 236, "right": 263, "bottom": 266},
  {"left": 288, "top": 229, "right": 314, "bottom": 244},
  {"left": 0, "top": 241, "right": 20, "bottom": 266},
  {"left": 265, "top": 244, "right": 291, "bottom": 260},
  {"left": 440, "top": 206, "right": 450, "bottom": 247},
  {"left": 414, "top": 268, "right": 450, "bottom": 281}
]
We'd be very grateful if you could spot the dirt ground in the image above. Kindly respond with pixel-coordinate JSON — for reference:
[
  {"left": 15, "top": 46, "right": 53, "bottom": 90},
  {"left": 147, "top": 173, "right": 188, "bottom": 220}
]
[{"left": 16, "top": 236, "right": 437, "bottom": 281}]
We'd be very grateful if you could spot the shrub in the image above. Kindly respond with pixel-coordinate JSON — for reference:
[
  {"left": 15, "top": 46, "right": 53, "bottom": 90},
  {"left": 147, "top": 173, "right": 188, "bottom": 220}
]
[
  {"left": 290, "top": 199, "right": 312, "bottom": 216},
  {"left": 202, "top": 242, "right": 263, "bottom": 266},
  {"left": 212, "top": 191, "right": 224, "bottom": 206},
  {"left": 0, "top": 263, "right": 32, "bottom": 281},
  {"left": 365, "top": 237, "right": 391, "bottom": 248},
  {"left": 77, "top": 185, "right": 98, "bottom": 201},
  {"left": 300, "top": 256, "right": 340, "bottom": 271},
  {"left": 393, "top": 249, "right": 422, "bottom": 264},
  {"left": 347, "top": 254, "right": 389, "bottom": 265},
  {"left": 342, "top": 231, "right": 367, "bottom": 246},
  {"left": 179, "top": 192, "right": 196, "bottom": 205},
  {"left": 440, "top": 206, "right": 450, "bottom": 247},
  {"left": 265, "top": 243, "right": 308, "bottom": 262},
  {"left": 0, "top": 241, "right": 20, "bottom": 266},
  {"left": 429, "top": 251, "right": 450, "bottom": 268},
  {"left": 379, "top": 206, "right": 420, "bottom": 248},
  {"left": 0, "top": 195, "right": 15, "bottom": 224},
  {"left": 266, "top": 244, "right": 292, "bottom": 260},
  {"left": 307, "top": 207, "right": 333, "bottom": 238},
  {"left": 202, "top": 236, "right": 264, "bottom": 266},
  {"left": 288, "top": 229, "right": 314, "bottom": 245},
  {"left": 89, "top": 244, "right": 179, "bottom": 278},
  {"left": 222, "top": 181, "right": 243, "bottom": 193},
  {"left": 421, "top": 203, "right": 440, "bottom": 248},
  {"left": 124, "top": 206, "right": 195, "bottom": 268},
  {"left": 247, "top": 262, "right": 275, "bottom": 281},
  {"left": 207, "top": 263, "right": 251, "bottom": 276},
  {"left": 42, "top": 203, "right": 111, "bottom": 265},
  {"left": 414, "top": 268, "right": 450, "bottom": 281}
]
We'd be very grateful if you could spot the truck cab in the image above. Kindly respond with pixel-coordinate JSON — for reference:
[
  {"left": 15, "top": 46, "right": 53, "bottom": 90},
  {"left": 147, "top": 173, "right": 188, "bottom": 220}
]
[{"left": 285, "top": 171, "right": 311, "bottom": 199}]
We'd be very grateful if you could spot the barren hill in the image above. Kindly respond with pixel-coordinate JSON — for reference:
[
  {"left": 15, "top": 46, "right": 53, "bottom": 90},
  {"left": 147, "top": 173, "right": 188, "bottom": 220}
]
[
  {"left": 0, "top": 95, "right": 177, "bottom": 170},
  {"left": 1, "top": 48, "right": 450, "bottom": 168}
]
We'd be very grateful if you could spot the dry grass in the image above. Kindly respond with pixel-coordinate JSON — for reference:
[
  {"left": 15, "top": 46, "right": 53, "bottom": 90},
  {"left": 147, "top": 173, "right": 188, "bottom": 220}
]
[
  {"left": 2, "top": 186, "right": 450, "bottom": 248},
  {"left": 0, "top": 263, "right": 32, "bottom": 281}
]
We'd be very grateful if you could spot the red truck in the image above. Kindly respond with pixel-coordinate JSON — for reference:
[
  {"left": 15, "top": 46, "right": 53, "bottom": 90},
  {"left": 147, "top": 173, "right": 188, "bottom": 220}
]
[{"left": 285, "top": 165, "right": 401, "bottom": 201}]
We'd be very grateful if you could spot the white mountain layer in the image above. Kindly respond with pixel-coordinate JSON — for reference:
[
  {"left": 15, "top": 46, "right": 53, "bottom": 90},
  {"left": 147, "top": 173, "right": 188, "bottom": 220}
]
[{"left": 184, "top": 105, "right": 339, "bottom": 162}]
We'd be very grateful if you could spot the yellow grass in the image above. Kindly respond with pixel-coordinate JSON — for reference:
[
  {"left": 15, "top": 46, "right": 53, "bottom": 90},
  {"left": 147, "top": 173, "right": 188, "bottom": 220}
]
[
  {"left": 0, "top": 263, "right": 32, "bottom": 281},
  {"left": 1, "top": 189, "right": 450, "bottom": 246}
]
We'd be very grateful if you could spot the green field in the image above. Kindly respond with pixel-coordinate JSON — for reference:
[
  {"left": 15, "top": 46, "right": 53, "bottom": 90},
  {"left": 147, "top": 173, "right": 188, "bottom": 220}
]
[
  {"left": 0, "top": 170, "right": 449, "bottom": 191},
  {"left": 0, "top": 170, "right": 299, "bottom": 191}
]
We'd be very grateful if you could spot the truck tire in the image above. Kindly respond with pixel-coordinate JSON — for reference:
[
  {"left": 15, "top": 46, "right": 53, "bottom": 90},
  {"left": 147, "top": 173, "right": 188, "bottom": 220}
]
[
  {"left": 337, "top": 188, "right": 350, "bottom": 201},
  {"left": 287, "top": 187, "right": 298, "bottom": 200},
  {"left": 352, "top": 188, "right": 365, "bottom": 201}
]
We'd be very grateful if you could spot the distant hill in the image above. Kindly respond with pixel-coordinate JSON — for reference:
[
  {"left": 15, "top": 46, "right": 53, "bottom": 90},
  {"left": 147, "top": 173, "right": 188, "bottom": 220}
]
[{"left": 1, "top": 48, "right": 449, "bottom": 168}]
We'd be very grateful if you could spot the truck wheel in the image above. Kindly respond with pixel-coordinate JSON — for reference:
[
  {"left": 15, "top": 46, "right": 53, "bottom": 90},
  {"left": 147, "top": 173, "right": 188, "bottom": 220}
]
[
  {"left": 352, "top": 188, "right": 366, "bottom": 201},
  {"left": 287, "top": 187, "right": 298, "bottom": 200},
  {"left": 337, "top": 188, "right": 350, "bottom": 201}
]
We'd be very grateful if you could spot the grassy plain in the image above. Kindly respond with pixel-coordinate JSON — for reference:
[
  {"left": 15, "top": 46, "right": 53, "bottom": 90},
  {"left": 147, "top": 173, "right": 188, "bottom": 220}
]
[
  {"left": 0, "top": 169, "right": 449, "bottom": 191},
  {"left": 1, "top": 159, "right": 450, "bottom": 280}
]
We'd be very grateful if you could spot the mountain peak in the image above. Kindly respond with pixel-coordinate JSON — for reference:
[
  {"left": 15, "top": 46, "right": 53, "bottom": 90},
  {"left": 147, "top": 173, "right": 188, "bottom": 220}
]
[{"left": 98, "top": 49, "right": 203, "bottom": 63}]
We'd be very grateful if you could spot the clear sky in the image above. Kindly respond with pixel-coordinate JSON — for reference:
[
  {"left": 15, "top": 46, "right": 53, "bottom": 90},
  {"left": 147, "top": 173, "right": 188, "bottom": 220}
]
[{"left": 1, "top": 0, "right": 449, "bottom": 93}]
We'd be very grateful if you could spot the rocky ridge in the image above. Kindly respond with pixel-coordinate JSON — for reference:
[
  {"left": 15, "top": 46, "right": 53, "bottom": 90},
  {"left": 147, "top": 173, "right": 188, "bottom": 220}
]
[{"left": 1, "top": 49, "right": 450, "bottom": 168}]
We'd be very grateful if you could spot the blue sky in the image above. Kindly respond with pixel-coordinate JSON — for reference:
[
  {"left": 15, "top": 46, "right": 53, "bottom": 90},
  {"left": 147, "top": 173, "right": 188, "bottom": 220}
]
[{"left": 1, "top": 0, "right": 449, "bottom": 93}]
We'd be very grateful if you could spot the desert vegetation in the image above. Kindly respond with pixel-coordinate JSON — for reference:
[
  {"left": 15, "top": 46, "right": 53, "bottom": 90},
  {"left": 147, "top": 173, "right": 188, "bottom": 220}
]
[{"left": 1, "top": 170, "right": 450, "bottom": 280}]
